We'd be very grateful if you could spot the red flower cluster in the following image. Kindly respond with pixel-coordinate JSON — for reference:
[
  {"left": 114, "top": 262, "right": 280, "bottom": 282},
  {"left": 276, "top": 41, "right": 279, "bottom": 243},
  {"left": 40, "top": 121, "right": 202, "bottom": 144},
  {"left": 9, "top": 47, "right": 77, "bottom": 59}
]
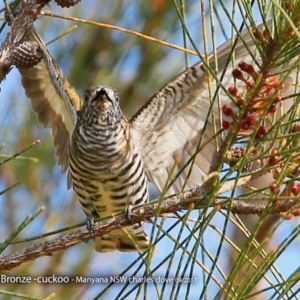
[{"left": 222, "top": 61, "right": 284, "bottom": 140}]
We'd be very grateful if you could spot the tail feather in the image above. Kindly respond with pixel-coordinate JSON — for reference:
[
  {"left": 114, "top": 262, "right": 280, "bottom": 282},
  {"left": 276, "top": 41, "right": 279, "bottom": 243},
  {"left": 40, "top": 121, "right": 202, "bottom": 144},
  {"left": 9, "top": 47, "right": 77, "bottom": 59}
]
[{"left": 95, "top": 228, "right": 150, "bottom": 253}]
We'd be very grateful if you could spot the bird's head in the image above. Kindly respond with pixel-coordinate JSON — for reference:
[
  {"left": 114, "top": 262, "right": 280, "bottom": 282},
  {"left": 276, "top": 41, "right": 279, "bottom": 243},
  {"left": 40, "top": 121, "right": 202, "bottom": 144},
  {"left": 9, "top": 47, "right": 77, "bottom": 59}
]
[{"left": 77, "top": 86, "right": 122, "bottom": 124}]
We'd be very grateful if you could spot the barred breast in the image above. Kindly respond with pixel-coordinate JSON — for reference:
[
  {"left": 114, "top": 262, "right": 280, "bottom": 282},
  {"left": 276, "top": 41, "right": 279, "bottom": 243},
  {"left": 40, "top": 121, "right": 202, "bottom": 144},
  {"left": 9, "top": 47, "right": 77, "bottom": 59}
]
[{"left": 69, "top": 86, "right": 150, "bottom": 252}]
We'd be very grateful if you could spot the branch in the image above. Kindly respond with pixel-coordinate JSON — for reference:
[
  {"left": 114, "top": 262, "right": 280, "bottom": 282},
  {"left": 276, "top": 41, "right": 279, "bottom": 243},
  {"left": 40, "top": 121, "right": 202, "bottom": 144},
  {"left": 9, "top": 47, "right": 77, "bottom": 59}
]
[
  {"left": 0, "top": 0, "right": 82, "bottom": 82},
  {"left": 1, "top": 183, "right": 300, "bottom": 271},
  {"left": 0, "top": 0, "right": 52, "bottom": 82}
]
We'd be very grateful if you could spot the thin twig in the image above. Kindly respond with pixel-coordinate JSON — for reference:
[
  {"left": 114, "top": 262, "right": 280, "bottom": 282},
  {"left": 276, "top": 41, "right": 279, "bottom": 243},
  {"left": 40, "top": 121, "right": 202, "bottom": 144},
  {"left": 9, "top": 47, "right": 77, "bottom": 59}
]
[{"left": 40, "top": 11, "right": 199, "bottom": 56}]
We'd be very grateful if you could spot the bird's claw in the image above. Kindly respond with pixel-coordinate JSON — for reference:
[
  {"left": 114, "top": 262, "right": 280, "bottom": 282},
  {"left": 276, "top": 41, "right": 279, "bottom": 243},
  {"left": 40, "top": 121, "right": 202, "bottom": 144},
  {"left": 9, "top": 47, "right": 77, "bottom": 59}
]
[
  {"left": 125, "top": 204, "right": 133, "bottom": 223},
  {"left": 86, "top": 214, "right": 95, "bottom": 241}
]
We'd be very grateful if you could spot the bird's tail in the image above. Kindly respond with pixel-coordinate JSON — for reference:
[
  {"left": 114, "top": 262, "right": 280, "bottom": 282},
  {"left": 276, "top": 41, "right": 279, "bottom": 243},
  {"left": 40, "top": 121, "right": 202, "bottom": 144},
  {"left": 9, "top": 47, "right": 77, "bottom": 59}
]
[{"left": 95, "top": 226, "right": 150, "bottom": 252}]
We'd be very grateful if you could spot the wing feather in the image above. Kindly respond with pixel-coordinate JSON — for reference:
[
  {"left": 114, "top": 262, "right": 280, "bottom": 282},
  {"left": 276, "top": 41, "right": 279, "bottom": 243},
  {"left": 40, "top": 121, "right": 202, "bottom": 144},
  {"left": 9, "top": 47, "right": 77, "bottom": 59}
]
[
  {"left": 130, "top": 22, "right": 268, "bottom": 194},
  {"left": 19, "top": 27, "right": 82, "bottom": 173}
]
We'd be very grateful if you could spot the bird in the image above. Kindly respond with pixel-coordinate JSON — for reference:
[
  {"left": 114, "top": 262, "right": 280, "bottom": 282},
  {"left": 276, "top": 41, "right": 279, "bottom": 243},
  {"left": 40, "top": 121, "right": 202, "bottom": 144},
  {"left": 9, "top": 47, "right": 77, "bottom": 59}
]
[{"left": 14, "top": 21, "right": 297, "bottom": 252}]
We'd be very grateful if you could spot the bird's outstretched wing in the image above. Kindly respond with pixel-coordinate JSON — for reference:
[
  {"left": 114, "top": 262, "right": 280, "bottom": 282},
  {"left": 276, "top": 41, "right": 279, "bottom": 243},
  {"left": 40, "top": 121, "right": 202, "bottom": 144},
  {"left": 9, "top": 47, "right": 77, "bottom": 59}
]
[
  {"left": 19, "top": 27, "right": 82, "bottom": 173},
  {"left": 130, "top": 22, "right": 284, "bottom": 195}
]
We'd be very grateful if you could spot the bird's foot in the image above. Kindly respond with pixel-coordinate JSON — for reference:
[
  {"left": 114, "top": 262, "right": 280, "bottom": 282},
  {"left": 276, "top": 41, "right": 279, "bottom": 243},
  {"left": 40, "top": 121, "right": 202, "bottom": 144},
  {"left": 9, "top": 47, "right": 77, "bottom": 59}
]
[
  {"left": 86, "top": 214, "right": 95, "bottom": 241},
  {"left": 125, "top": 204, "right": 143, "bottom": 227},
  {"left": 125, "top": 204, "right": 133, "bottom": 223}
]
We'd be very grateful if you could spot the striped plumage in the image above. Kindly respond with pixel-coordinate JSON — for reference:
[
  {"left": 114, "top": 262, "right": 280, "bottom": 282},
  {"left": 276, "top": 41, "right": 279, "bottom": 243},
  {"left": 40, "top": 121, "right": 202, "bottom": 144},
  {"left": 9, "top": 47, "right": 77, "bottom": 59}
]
[
  {"left": 69, "top": 86, "right": 149, "bottom": 252},
  {"left": 16, "top": 21, "right": 297, "bottom": 252}
]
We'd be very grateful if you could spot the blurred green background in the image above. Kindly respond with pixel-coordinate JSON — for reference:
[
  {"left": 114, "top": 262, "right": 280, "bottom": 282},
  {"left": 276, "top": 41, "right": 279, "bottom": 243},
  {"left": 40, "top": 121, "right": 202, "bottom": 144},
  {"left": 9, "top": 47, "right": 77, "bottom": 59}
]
[{"left": 1, "top": 1, "right": 300, "bottom": 299}]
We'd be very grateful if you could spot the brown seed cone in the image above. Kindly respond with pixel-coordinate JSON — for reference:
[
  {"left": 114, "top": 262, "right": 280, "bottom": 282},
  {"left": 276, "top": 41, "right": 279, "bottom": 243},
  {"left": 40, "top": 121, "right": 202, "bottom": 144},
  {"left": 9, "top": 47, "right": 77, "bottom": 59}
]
[
  {"left": 54, "top": 0, "right": 81, "bottom": 7},
  {"left": 12, "top": 41, "right": 43, "bottom": 70}
]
